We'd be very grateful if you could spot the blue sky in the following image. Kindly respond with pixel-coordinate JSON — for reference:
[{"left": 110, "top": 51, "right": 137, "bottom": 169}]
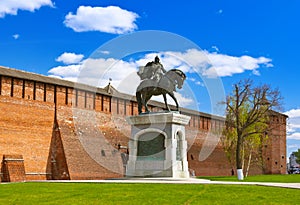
[{"left": 1, "top": 0, "right": 300, "bottom": 157}]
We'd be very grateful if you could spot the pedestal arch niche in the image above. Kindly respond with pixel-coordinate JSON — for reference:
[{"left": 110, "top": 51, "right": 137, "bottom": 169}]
[
  {"left": 137, "top": 131, "right": 166, "bottom": 161},
  {"left": 174, "top": 130, "right": 189, "bottom": 176},
  {"left": 126, "top": 112, "right": 190, "bottom": 178}
]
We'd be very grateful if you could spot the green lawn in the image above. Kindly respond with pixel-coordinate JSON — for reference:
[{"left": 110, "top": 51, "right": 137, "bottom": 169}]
[
  {"left": 198, "top": 174, "right": 300, "bottom": 183},
  {"left": 0, "top": 182, "right": 299, "bottom": 205}
]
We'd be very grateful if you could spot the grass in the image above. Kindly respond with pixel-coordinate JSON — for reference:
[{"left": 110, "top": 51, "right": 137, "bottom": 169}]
[
  {"left": 0, "top": 182, "right": 300, "bottom": 205},
  {"left": 198, "top": 174, "right": 300, "bottom": 183}
]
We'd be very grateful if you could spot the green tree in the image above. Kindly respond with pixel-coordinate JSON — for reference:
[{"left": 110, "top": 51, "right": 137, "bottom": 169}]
[
  {"left": 294, "top": 149, "right": 300, "bottom": 164},
  {"left": 223, "top": 79, "right": 282, "bottom": 180}
]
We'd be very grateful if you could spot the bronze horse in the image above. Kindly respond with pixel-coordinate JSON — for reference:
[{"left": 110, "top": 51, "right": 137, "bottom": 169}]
[{"left": 136, "top": 69, "right": 186, "bottom": 114}]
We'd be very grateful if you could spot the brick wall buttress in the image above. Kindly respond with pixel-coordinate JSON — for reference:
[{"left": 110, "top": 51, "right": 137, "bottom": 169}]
[{"left": 46, "top": 118, "right": 70, "bottom": 180}]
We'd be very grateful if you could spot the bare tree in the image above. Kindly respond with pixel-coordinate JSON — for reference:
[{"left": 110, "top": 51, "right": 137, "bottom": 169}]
[{"left": 223, "top": 79, "right": 282, "bottom": 180}]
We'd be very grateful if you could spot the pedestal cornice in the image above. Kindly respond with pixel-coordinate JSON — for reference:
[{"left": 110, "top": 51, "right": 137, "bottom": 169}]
[{"left": 126, "top": 112, "right": 191, "bottom": 126}]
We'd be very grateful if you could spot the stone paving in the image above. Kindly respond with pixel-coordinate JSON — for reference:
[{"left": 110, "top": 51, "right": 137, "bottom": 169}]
[{"left": 46, "top": 178, "right": 300, "bottom": 189}]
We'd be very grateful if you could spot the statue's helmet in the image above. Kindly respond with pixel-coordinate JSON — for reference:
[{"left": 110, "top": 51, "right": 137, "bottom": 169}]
[{"left": 154, "top": 56, "right": 160, "bottom": 63}]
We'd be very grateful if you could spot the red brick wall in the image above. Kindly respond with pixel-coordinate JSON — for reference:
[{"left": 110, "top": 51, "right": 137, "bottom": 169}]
[
  {"left": 35, "top": 82, "right": 45, "bottom": 101},
  {"left": 48, "top": 118, "right": 70, "bottom": 180},
  {"left": 0, "top": 96, "right": 54, "bottom": 181},
  {"left": 1, "top": 155, "right": 26, "bottom": 182},
  {"left": 56, "top": 107, "right": 123, "bottom": 179},
  {"left": 263, "top": 114, "right": 287, "bottom": 174},
  {"left": 12, "top": 78, "right": 23, "bottom": 98},
  {"left": 56, "top": 86, "right": 67, "bottom": 106},
  {"left": 0, "top": 155, "right": 26, "bottom": 182},
  {"left": 185, "top": 128, "right": 234, "bottom": 176},
  {"left": 1, "top": 76, "right": 12, "bottom": 97},
  {"left": 0, "top": 68, "right": 288, "bottom": 180}
]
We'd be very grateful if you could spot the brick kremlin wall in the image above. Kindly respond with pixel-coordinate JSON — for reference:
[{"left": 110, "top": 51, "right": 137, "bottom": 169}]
[
  {"left": 0, "top": 96, "right": 54, "bottom": 181},
  {"left": 0, "top": 66, "right": 287, "bottom": 181},
  {"left": 55, "top": 107, "right": 124, "bottom": 180}
]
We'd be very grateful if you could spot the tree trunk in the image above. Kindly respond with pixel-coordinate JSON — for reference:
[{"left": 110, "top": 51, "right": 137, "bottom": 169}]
[
  {"left": 237, "top": 169, "right": 244, "bottom": 180},
  {"left": 245, "top": 151, "right": 252, "bottom": 178},
  {"left": 236, "top": 133, "right": 244, "bottom": 180}
]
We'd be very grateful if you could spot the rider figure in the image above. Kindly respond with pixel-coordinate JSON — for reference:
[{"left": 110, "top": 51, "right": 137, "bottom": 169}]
[{"left": 145, "top": 56, "right": 166, "bottom": 83}]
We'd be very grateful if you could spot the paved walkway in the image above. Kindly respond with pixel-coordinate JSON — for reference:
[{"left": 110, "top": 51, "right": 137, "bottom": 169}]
[{"left": 45, "top": 178, "right": 300, "bottom": 189}]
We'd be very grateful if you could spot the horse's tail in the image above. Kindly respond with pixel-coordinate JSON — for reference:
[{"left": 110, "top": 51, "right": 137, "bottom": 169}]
[{"left": 136, "top": 90, "right": 142, "bottom": 114}]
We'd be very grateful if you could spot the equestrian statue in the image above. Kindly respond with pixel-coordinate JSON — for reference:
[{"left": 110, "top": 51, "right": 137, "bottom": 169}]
[{"left": 136, "top": 56, "right": 186, "bottom": 114}]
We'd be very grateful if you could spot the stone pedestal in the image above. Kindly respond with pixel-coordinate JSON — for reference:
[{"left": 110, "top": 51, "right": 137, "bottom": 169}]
[{"left": 125, "top": 112, "right": 190, "bottom": 178}]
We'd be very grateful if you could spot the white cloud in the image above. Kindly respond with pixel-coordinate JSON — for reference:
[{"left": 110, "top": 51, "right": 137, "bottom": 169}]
[
  {"left": 188, "top": 77, "right": 196, "bottom": 82},
  {"left": 158, "top": 49, "right": 272, "bottom": 78},
  {"left": 174, "top": 92, "right": 194, "bottom": 107},
  {"left": 163, "top": 49, "right": 208, "bottom": 73},
  {"left": 187, "top": 77, "right": 204, "bottom": 87},
  {"left": 212, "top": 45, "right": 219, "bottom": 52},
  {"left": 287, "top": 123, "right": 300, "bottom": 133},
  {"left": 195, "top": 81, "right": 205, "bottom": 86},
  {"left": 48, "top": 54, "right": 195, "bottom": 107},
  {"left": 285, "top": 108, "right": 300, "bottom": 133},
  {"left": 285, "top": 108, "right": 300, "bottom": 140},
  {"left": 285, "top": 108, "right": 300, "bottom": 118},
  {"left": 150, "top": 92, "right": 194, "bottom": 108},
  {"left": 288, "top": 144, "right": 300, "bottom": 149},
  {"left": 203, "top": 52, "right": 273, "bottom": 77},
  {"left": 48, "top": 49, "right": 272, "bottom": 109},
  {"left": 287, "top": 118, "right": 300, "bottom": 134},
  {"left": 48, "top": 57, "right": 138, "bottom": 89},
  {"left": 287, "top": 133, "right": 300, "bottom": 140},
  {"left": 252, "top": 69, "right": 260, "bottom": 76},
  {"left": 64, "top": 6, "right": 139, "bottom": 34},
  {"left": 48, "top": 64, "right": 82, "bottom": 80},
  {"left": 100, "top": 50, "right": 110, "bottom": 55},
  {"left": 79, "top": 58, "right": 138, "bottom": 88},
  {"left": 0, "top": 0, "right": 54, "bottom": 18},
  {"left": 12, "top": 34, "right": 19, "bottom": 39},
  {"left": 56, "top": 52, "right": 84, "bottom": 65}
]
